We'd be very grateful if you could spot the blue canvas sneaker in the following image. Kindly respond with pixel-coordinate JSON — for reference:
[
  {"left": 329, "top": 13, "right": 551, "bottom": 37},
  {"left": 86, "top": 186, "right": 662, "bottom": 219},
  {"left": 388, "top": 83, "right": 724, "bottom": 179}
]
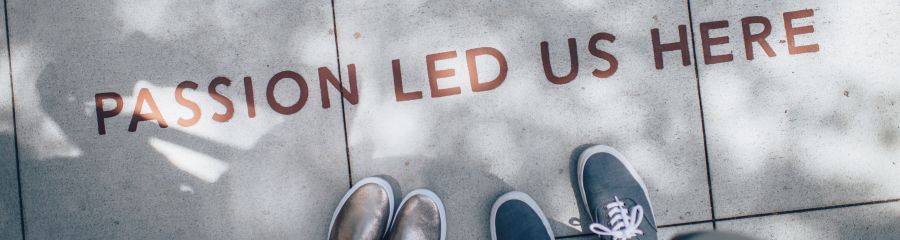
[
  {"left": 490, "top": 191, "right": 555, "bottom": 240},
  {"left": 578, "top": 145, "right": 657, "bottom": 240}
]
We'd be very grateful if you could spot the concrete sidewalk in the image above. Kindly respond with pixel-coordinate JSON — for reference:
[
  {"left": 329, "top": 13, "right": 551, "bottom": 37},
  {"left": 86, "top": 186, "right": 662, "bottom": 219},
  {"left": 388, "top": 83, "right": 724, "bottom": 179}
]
[{"left": 1, "top": 0, "right": 899, "bottom": 239}]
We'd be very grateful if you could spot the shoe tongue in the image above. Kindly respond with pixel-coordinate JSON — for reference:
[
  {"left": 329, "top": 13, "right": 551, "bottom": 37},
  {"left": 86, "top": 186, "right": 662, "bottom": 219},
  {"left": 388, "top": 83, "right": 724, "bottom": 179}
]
[
  {"left": 618, "top": 197, "right": 638, "bottom": 207},
  {"left": 593, "top": 197, "right": 623, "bottom": 224}
]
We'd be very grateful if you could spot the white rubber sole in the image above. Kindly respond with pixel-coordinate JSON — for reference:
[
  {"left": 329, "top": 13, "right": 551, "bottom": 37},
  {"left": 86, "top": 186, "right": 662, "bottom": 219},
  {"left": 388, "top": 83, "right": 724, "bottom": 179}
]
[
  {"left": 389, "top": 189, "right": 447, "bottom": 240},
  {"left": 577, "top": 145, "right": 654, "bottom": 221},
  {"left": 327, "top": 177, "right": 396, "bottom": 240},
  {"left": 490, "top": 191, "right": 555, "bottom": 240}
]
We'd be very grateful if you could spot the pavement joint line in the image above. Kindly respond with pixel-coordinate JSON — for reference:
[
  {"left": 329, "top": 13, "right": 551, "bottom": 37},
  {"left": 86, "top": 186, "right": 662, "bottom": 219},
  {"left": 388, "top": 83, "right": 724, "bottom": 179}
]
[
  {"left": 554, "top": 197, "right": 900, "bottom": 238},
  {"left": 713, "top": 198, "right": 900, "bottom": 223},
  {"left": 329, "top": 0, "right": 354, "bottom": 189},
  {"left": 684, "top": 0, "right": 718, "bottom": 230},
  {"left": 3, "top": 0, "right": 26, "bottom": 239},
  {"left": 554, "top": 220, "right": 712, "bottom": 239}
]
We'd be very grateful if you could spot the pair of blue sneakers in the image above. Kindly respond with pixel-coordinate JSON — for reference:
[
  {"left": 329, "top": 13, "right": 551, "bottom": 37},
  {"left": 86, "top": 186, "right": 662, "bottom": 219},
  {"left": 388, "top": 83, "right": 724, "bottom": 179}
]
[{"left": 491, "top": 145, "right": 657, "bottom": 240}]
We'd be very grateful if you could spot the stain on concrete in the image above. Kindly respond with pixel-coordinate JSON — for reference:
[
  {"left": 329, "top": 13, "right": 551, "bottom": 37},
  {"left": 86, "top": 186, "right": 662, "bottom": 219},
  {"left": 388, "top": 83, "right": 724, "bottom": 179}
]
[{"left": 881, "top": 127, "right": 897, "bottom": 147}]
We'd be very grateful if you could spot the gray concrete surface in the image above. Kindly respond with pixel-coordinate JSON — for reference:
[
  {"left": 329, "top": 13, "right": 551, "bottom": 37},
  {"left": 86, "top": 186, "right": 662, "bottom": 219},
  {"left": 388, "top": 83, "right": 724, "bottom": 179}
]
[
  {"left": 0, "top": 3, "right": 23, "bottom": 239},
  {"left": 692, "top": 0, "right": 900, "bottom": 218},
  {"left": 7, "top": 0, "right": 348, "bottom": 239},
  {"left": 1, "top": 0, "right": 899, "bottom": 239},
  {"left": 718, "top": 201, "right": 900, "bottom": 239},
  {"left": 335, "top": 0, "right": 710, "bottom": 238},
  {"left": 561, "top": 223, "right": 714, "bottom": 240}
]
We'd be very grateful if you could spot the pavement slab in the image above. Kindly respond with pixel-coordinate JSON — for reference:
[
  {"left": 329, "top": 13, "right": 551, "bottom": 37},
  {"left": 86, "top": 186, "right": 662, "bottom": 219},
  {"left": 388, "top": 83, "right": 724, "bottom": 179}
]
[
  {"left": 691, "top": 0, "right": 900, "bottom": 218},
  {"left": 7, "top": 0, "right": 348, "bottom": 239},
  {"left": 335, "top": 0, "right": 711, "bottom": 238},
  {"left": 0, "top": 5, "right": 23, "bottom": 239},
  {"left": 4, "top": 1, "right": 896, "bottom": 239},
  {"left": 718, "top": 201, "right": 900, "bottom": 239}
]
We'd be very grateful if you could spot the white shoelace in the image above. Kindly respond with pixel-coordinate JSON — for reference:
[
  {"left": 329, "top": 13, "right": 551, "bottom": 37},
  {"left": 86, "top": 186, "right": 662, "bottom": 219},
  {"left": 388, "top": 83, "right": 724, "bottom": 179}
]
[{"left": 589, "top": 196, "right": 644, "bottom": 240}]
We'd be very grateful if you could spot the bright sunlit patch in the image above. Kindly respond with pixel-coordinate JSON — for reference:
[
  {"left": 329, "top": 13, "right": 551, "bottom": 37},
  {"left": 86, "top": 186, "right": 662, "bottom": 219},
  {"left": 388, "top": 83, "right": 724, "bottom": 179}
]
[
  {"left": 294, "top": 30, "right": 337, "bottom": 70},
  {"left": 562, "top": 0, "right": 600, "bottom": 10},
  {"left": 0, "top": 56, "right": 11, "bottom": 134},
  {"left": 366, "top": 106, "right": 430, "bottom": 159},
  {"left": 150, "top": 137, "right": 229, "bottom": 183},
  {"left": 116, "top": 0, "right": 173, "bottom": 37},
  {"left": 179, "top": 184, "right": 195, "bottom": 194},
  {"left": 34, "top": 117, "right": 83, "bottom": 159},
  {"left": 9, "top": 45, "right": 83, "bottom": 160}
]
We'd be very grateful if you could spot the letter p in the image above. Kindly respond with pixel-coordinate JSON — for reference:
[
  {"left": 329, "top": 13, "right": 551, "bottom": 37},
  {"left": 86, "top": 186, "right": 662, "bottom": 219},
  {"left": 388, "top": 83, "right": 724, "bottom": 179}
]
[{"left": 95, "top": 92, "right": 123, "bottom": 135}]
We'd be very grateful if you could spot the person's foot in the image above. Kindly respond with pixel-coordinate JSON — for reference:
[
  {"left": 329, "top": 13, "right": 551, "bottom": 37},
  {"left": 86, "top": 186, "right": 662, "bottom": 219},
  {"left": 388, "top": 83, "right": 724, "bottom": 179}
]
[
  {"left": 490, "top": 191, "right": 555, "bottom": 240},
  {"left": 386, "top": 189, "right": 446, "bottom": 240},
  {"left": 328, "top": 177, "right": 396, "bottom": 240},
  {"left": 578, "top": 145, "right": 657, "bottom": 240}
]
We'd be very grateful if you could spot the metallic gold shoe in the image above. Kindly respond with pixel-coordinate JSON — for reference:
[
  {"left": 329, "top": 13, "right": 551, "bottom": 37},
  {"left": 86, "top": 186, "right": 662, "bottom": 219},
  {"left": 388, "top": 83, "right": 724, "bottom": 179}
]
[
  {"left": 386, "top": 189, "right": 446, "bottom": 240},
  {"left": 328, "top": 177, "right": 396, "bottom": 240}
]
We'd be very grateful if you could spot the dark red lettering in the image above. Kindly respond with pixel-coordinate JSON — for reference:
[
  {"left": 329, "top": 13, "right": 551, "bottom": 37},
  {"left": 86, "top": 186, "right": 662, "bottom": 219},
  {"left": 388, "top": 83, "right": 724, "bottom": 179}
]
[
  {"left": 651, "top": 25, "right": 691, "bottom": 69},
  {"left": 175, "top": 81, "right": 201, "bottom": 127},
  {"left": 541, "top": 38, "right": 579, "bottom": 84},
  {"left": 426, "top": 51, "right": 460, "bottom": 98},
  {"left": 95, "top": 92, "right": 123, "bottom": 135},
  {"left": 742, "top": 16, "right": 776, "bottom": 60},
  {"left": 588, "top": 32, "right": 618, "bottom": 78},
  {"left": 784, "top": 9, "right": 819, "bottom": 55},
  {"left": 208, "top": 77, "right": 234, "bottom": 122},
  {"left": 466, "top": 47, "right": 508, "bottom": 92},
  {"left": 700, "top": 20, "right": 734, "bottom": 65},
  {"left": 266, "top": 71, "right": 309, "bottom": 115},
  {"left": 319, "top": 65, "right": 359, "bottom": 108},
  {"left": 128, "top": 88, "right": 168, "bottom": 132}
]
